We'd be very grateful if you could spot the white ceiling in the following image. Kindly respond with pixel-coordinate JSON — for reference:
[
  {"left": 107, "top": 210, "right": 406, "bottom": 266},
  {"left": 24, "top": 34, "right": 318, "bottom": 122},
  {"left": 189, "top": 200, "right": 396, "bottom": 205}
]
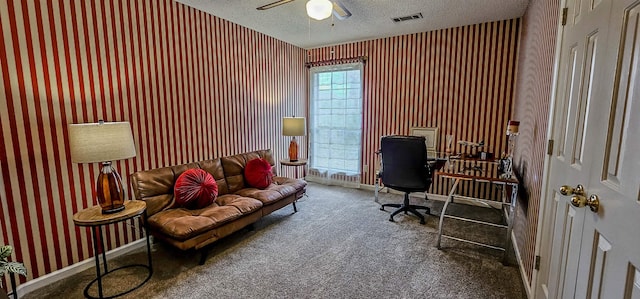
[{"left": 175, "top": 0, "right": 530, "bottom": 49}]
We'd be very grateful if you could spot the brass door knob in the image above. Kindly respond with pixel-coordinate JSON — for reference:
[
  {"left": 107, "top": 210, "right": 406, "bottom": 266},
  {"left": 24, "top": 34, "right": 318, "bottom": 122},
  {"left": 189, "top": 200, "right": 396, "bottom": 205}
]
[
  {"left": 586, "top": 194, "right": 599, "bottom": 213},
  {"left": 570, "top": 194, "right": 587, "bottom": 208},
  {"left": 570, "top": 194, "right": 600, "bottom": 213},
  {"left": 560, "top": 184, "right": 585, "bottom": 196}
]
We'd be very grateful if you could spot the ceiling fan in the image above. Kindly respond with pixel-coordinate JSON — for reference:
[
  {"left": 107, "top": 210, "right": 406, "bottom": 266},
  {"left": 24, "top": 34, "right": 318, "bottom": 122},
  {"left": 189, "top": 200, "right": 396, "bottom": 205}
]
[{"left": 257, "top": 0, "right": 352, "bottom": 21}]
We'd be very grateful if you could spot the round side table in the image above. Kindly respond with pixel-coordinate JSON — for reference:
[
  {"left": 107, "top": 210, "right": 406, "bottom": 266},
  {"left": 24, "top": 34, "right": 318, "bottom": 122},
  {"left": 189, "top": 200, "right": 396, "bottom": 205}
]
[
  {"left": 280, "top": 158, "right": 308, "bottom": 179},
  {"left": 73, "top": 200, "right": 152, "bottom": 299}
]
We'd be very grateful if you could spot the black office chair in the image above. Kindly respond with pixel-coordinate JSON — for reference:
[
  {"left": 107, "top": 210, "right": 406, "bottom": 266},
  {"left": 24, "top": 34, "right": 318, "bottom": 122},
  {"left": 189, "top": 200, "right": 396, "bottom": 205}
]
[{"left": 379, "top": 135, "right": 433, "bottom": 224}]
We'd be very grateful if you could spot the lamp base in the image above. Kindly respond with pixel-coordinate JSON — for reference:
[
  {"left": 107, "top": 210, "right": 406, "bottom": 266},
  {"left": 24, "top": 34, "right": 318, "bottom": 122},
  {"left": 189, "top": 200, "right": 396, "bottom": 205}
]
[
  {"left": 101, "top": 205, "right": 125, "bottom": 214},
  {"left": 96, "top": 162, "right": 126, "bottom": 214},
  {"left": 288, "top": 137, "right": 299, "bottom": 162}
]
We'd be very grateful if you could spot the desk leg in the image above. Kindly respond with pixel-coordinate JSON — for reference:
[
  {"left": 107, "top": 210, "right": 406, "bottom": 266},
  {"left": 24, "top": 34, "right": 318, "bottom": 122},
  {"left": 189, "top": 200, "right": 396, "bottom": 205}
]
[
  {"left": 502, "top": 184, "right": 518, "bottom": 265},
  {"left": 91, "top": 226, "right": 104, "bottom": 298},
  {"left": 437, "top": 178, "right": 460, "bottom": 249}
]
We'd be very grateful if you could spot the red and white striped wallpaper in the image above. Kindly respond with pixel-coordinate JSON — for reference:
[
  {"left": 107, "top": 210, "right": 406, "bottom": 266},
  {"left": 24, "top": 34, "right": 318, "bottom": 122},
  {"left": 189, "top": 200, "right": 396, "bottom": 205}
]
[
  {"left": 0, "top": 0, "right": 305, "bottom": 288},
  {"left": 511, "top": 0, "right": 560, "bottom": 284},
  {"left": 2, "top": 0, "right": 529, "bottom": 291},
  {"left": 307, "top": 19, "right": 521, "bottom": 198}
]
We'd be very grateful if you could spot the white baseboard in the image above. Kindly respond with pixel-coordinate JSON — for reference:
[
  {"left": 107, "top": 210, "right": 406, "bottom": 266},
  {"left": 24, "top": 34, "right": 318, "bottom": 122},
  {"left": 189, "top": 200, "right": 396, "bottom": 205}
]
[
  {"left": 512, "top": 230, "right": 532, "bottom": 298},
  {"left": 357, "top": 183, "right": 377, "bottom": 192},
  {"left": 16, "top": 238, "right": 148, "bottom": 297}
]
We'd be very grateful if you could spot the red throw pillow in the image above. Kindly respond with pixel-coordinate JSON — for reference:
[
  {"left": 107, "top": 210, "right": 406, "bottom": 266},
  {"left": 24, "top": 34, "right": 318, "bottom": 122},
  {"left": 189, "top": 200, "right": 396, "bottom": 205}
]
[
  {"left": 244, "top": 158, "right": 273, "bottom": 189},
  {"left": 174, "top": 168, "right": 218, "bottom": 209}
]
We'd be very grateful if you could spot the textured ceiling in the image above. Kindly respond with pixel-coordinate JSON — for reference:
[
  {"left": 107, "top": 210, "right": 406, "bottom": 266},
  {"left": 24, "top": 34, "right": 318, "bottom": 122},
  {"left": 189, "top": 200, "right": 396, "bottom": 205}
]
[{"left": 175, "top": 0, "right": 529, "bottom": 49}]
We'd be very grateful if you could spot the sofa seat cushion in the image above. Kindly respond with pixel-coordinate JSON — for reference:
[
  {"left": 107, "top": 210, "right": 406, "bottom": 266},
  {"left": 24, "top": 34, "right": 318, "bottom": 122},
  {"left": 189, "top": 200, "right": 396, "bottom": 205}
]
[
  {"left": 148, "top": 195, "right": 262, "bottom": 241},
  {"left": 273, "top": 176, "right": 307, "bottom": 191},
  {"left": 234, "top": 177, "right": 307, "bottom": 205}
]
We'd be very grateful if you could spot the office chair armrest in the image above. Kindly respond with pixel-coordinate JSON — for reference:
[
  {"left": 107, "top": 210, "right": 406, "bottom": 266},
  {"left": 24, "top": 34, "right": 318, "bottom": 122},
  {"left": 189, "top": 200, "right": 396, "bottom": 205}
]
[{"left": 424, "top": 165, "right": 433, "bottom": 178}]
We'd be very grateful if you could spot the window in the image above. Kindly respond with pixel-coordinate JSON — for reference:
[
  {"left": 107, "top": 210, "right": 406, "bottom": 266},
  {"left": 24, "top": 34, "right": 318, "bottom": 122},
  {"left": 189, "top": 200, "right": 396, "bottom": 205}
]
[{"left": 309, "top": 63, "right": 363, "bottom": 184}]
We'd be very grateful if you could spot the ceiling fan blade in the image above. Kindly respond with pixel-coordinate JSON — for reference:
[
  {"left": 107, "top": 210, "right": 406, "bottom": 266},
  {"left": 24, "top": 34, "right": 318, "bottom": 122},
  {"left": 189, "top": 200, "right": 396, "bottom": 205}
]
[
  {"left": 257, "top": 0, "right": 296, "bottom": 10},
  {"left": 332, "top": 1, "right": 352, "bottom": 20}
]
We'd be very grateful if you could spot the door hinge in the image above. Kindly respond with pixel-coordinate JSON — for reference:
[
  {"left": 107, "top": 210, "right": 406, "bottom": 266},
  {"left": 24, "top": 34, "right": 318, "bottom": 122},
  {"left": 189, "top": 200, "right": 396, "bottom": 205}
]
[
  {"left": 562, "top": 7, "right": 569, "bottom": 26},
  {"left": 535, "top": 255, "right": 541, "bottom": 270},
  {"left": 547, "top": 139, "right": 554, "bottom": 155}
]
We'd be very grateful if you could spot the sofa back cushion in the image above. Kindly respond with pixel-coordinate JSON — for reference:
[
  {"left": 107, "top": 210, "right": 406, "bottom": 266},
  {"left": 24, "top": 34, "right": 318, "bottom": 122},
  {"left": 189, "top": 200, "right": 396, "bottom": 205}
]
[
  {"left": 130, "top": 163, "right": 199, "bottom": 216},
  {"left": 221, "top": 149, "right": 275, "bottom": 193},
  {"left": 199, "top": 158, "right": 229, "bottom": 195},
  {"left": 255, "top": 149, "right": 276, "bottom": 174}
]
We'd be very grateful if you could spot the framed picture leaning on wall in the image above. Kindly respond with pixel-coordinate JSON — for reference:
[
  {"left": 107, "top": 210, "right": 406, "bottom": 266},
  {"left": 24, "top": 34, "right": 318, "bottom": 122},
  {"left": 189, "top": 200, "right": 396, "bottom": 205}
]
[{"left": 409, "top": 127, "right": 439, "bottom": 157}]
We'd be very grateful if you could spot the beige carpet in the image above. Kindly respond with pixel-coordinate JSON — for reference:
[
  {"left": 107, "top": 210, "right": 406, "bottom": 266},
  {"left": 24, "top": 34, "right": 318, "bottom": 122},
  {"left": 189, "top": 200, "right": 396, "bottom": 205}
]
[{"left": 24, "top": 183, "right": 525, "bottom": 299}]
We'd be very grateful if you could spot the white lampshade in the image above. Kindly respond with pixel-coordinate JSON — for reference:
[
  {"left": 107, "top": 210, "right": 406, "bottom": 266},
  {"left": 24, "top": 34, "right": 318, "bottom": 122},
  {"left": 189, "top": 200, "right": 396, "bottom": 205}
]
[
  {"left": 282, "top": 117, "right": 306, "bottom": 136},
  {"left": 69, "top": 121, "right": 137, "bottom": 163},
  {"left": 306, "top": 0, "right": 333, "bottom": 20}
]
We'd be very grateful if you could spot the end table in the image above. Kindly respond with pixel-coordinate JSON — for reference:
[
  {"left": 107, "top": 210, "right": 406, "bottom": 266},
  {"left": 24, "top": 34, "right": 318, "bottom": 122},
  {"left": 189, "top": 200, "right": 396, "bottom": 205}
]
[
  {"left": 73, "top": 200, "right": 152, "bottom": 299},
  {"left": 280, "top": 158, "right": 308, "bottom": 179}
]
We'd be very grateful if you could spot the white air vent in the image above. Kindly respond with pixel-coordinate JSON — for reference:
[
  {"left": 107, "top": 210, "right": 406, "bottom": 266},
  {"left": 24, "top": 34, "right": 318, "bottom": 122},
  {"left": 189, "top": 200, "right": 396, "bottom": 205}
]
[{"left": 391, "top": 13, "right": 423, "bottom": 23}]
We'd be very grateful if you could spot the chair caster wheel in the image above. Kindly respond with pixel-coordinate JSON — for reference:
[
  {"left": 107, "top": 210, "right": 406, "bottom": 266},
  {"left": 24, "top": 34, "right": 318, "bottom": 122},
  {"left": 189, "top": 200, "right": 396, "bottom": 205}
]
[
  {"left": 380, "top": 207, "right": 385, "bottom": 211},
  {"left": 388, "top": 218, "right": 394, "bottom": 222},
  {"left": 420, "top": 220, "right": 425, "bottom": 225}
]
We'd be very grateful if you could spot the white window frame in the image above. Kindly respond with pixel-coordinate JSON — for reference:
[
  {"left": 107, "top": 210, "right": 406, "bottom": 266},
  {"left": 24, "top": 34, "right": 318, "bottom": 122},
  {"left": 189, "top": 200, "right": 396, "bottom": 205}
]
[{"left": 308, "top": 62, "right": 363, "bottom": 181}]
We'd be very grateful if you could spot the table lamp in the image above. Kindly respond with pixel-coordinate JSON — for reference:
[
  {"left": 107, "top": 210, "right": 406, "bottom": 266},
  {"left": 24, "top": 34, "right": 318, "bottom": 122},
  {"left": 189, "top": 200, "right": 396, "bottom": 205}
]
[
  {"left": 282, "top": 117, "right": 306, "bottom": 162},
  {"left": 500, "top": 120, "right": 519, "bottom": 179},
  {"left": 506, "top": 120, "right": 520, "bottom": 157},
  {"left": 69, "top": 121, "right": 137, "bottom": 214}
]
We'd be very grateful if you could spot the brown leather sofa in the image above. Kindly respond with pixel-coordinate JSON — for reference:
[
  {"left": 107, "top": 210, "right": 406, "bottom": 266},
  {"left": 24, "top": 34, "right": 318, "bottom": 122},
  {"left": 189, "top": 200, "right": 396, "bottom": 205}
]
[{"left": 130, "top": 149, "right": 306, "bottom": 264}]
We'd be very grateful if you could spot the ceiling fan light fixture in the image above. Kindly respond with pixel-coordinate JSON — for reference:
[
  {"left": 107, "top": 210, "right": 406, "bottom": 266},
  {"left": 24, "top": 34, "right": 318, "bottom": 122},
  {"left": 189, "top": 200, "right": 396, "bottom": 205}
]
[{"left": 306, "top": 0, "right": 333, "bottom": 20}]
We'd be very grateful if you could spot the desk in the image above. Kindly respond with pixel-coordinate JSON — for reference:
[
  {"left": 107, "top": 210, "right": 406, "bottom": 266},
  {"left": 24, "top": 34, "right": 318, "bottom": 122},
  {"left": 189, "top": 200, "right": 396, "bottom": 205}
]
[
  {"left": 280, "top": 159, "right": 307, "bottom": 179},
  {"left": 435, "top": 159, "right": 518, "bottom": 264},
  {"left": 73, "top": 200, "right": 153, "bottom": 298}
]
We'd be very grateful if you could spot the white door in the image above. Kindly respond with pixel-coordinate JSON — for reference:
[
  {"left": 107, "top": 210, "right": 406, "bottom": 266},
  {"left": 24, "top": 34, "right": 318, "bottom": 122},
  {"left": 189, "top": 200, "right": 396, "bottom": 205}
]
[{"left": 542, "top": 0, "right": 640, "bottom": 298}]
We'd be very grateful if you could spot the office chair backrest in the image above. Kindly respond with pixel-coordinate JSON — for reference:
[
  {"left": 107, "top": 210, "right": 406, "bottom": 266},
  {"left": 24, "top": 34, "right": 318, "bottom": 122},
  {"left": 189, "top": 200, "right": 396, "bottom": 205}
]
[{"left": 380, "top": 135, "right": 432, "bottom": 192}]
